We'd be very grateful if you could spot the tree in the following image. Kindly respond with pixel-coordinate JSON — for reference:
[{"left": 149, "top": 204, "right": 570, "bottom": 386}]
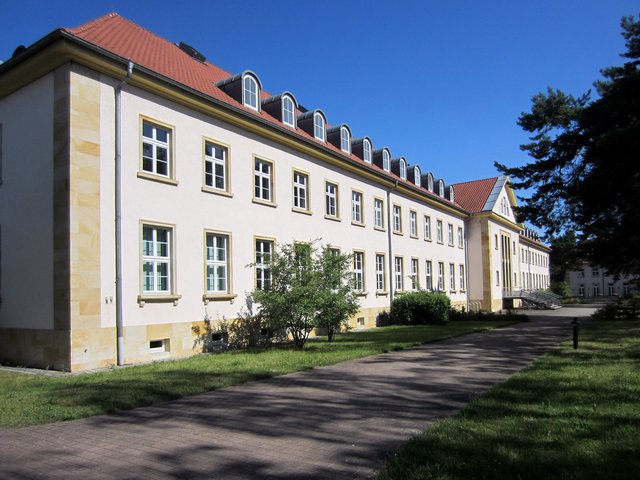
[
  {"left": 251, "top": 242, "right": 360, "bottom": 348},
  {"left": 549, "top": 231, "right": 582, "bottom": 283},
  {"left": 496, "top": 15, "right": 640, "bottom": 276}
]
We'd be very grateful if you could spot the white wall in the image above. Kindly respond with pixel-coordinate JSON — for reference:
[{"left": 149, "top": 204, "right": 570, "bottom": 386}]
[{"left": 0, "top": 74, "right": 55, "bottom": 329}]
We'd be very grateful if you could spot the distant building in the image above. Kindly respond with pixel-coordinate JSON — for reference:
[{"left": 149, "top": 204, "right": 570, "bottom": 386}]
[
  {"left": 0, "top": 13, "right": 551, "bottom": 371},
  {"left": 567, "top": 265, "right": 637, "bottom": 298}
]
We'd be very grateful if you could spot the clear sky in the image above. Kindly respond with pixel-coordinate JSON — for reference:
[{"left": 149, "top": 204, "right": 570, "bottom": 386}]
[{"left": 1, "top": 0, "right": 637, "bottom": 188}]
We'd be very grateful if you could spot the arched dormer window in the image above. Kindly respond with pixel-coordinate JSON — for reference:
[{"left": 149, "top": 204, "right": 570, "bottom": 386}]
[
  {"left": 282, "top": 95, "right": 296, "bottom": 128},
  {"left": 399, "top": 158, "right": 407, "bottom": 180},
  {"left": 363, "top": 138, "right": 372, "bottom": 163},
  {"left": 448, "top": 185, "right": 455, "bottom": 203},
  {"left": 383, "top": 149, "right": 390, "bottom": 172},
  {"left": 243, "top": 74, "right": 260, "bottom": 111},
  {"left": 427, "top": 173, "right": 434, "bottom": 192},
  {"left": 414, "top": 166, "right": 422, "bottom": 187},
  {"left": 438, "top": 179, "right": 445, "bottom": 197},
  {"left": 340, "top": 126, "right": 351, "bottom": 153},
  {"left": 313, "top": 111, "right": 326, "bottom": 142}
]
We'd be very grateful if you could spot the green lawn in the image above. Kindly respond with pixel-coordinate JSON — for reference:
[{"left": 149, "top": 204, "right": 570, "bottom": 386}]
[
  {"left": 0, "top": 320, "right": 513, "bottom": 428},
  {"left": 378, "top": 319, "right": 640, "bottom": 480}
]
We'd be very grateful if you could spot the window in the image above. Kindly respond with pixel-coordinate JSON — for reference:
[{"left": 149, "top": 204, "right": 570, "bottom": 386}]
[
  {"left": 578, "top": 284, "right": 585, "bottom": 296},
  {"left": 411, "top": 258, "right": 419, "bottom": 290},
  {"left": 255, "top": 239, "right": 273, "bottom": 290},
  {"left": 459, "top": 264, "right": 466, "bottom": 291},
  {"left": 458, "top": 227, "right": 464, "bottom": 248},
  {"left": 254, "top": 158, "right": 273, "bottom": 203},
  {"left": 395, "top": 257, "right": 404, "bottom": 291},
  {"left": 142, "top": 225, "right": 172, "bottom": 293},
  {"left": 205, "top": 233, "right": 229, "bottom": 293},
  {"left": 399, "top": 158, "right": 407, "bottom": 180},
  {"left": 142, "top": 120, "right": 171, "bottom": 177},
  {"left": 243, "top": 75, "right": 259, "bottom": 110},
  {"left": 608, "top": 283, "right": 615, "bottom": 296},
  {"left": 293, "top": 171, "right": 309, "bottom": 211},
  {"left": 375, "top": 254, "right": 386, "bottom": 291},
  {"left": 282, "top": 95, "right": 295, "bottom": 127},
  {"left": 353, "top": 251, "right": 365, "bottom": 291},
  {"left": 496, "top": 270, "right": 500, "bottom": 286},
  {"left": 363, "top": 139, "right": 372, "bottom": 163},
  {"left": 514, "top": 272, "right": 518, "bottom": 287},
  {"left": 437, "top": 262, "right": 445, "bottom": 291},
  {"left": 495, "top": 234, "right": 499, "bottom": 250},
  {"left": 425, "top": 260, "right": 433, "bottom": 290},
  {"left": 204, "top": 141, "right": 228, "bottom": 191},
  {"left": 424, "top": 216, "right": 432, "bottom": 240},
  {"left": 449, "top": 263, "right": 456, "bottom": 291},
  {"left": 592, "top": 268, "right": 600, "bottom": 277},
  {"left": 351, "top": 191, "right": 363, "bottom": 224},
  {"left": 593, "top": 284, "right": 600, "bottom": 296},
  {"left": 436, "top": 220, "right": 443, "bottom": 243},
  {"left": 374, "top": 198, "right": 384, "bottom": 229},
  {"left": 623, "top": 284, "right": 630, "bottom": 296},
  {"left": 410, "top": 211, "right": 418, "bottom": 237},
  {"left": 314, "top": 112, "right": 325, "bottom": 141},
  {"left": 340, "top": 126, "right": 351, "bottom": 153},
  {"left": 393, "top": 205, "right": 402, "bottom": 233},
  {"left": 414, "top": 166, "right": 421, "bottom": 187},
  {"left": 447, "top": 223, "right": 454, "bottom": 246},
  {"left": 427, "top": 174, "right": 434, "bottom": 192},
  {"left": 383, "top": 149, "right": 390, "bottom": 172},
  {"left": 438, "top": 180, "right": 445, "bottom": 197},
  {"left": 325, "top": 182, "right": 338, "bottom": 218},
  {"left": 577, "top": 270, "right": 584, "bottom": 278}
]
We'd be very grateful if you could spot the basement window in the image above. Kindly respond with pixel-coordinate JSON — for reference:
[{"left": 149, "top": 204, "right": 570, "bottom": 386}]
[{"left": 149, "top": 338, "right": 170, "bottom": 353}]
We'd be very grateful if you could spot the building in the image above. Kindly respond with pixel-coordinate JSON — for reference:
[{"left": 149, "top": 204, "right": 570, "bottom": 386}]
[
  {"left": 567, "top": 265, "right": 637, "bottom": 299},
  {"left": 0, "top": 13, "right": 551, "bottom": 371}
]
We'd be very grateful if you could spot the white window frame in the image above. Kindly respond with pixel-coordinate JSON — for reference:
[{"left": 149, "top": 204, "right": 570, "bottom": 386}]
[
  {"left": 393, "top": 205, "right": 402, "bottom": 233},
  {"left": 293, "top": 170, "right": 309, "bottom": 211},
  {"left": 447, "top": 223, "right": 454, "bottom": 246},
  {"left": 411, "top": 258, "right": 419, "bottom": 290},
  {"left": 205, "top": 233, "right": 229, "bottom": 293},
  {"left": 340, "top": 126, "right": 351, "bottom": 153},
  {"left": 375, "top": 254, "right": 386, "bottom": 291},
  {"left": 383, "top": 150, "right": 390, "bottom": 172},
  {"left": 282, "top": 95, "right": 295, "bottom": 127},
  {"left": 427, "top": 174, "right": 434, "bottom": 192},
  {"left": 325, "top": 181, "right": 338, "bottom": 218},
  {"left": 142, "top": 120, "right": 171, "bottom": 177},
  {"left": 459, "top": 264, "right": 466, "bottom": 291},
  {"left": 255, "top": 239, "right": 273, "bottom": 291},
  {"left": 458, "top": 227, "right": 464, "bottom": 248},
  {"left": 254, "top": 158, "right": 273, "bottom": 203},
  {"left": 374, "top": 198, "right": 384, "bottom": 229},
  {"left": 436, "top": 220, "right": 443, "bottom": 243},
  {"left": 204, "top": 140, "right": 228, "bottom": 191},
  {"left": 425, "top": 260, "right": 433, "bottom": 290},
  {"left": 395, "top": 257, "right": 404, "bottom": 291},
  {"left": 437, "top": 262, "right": 445, "bottom": 291},
  {"left": 424, "top": 216, "right": 432, "bottom": 240},
  {"left": 363, "top": 139, "right": 372, "bottom": 163},
  {"left": 351, "top": 190, "right": 363, "bottom": 224},
  {"left": 414, "top": 166, "right": 421, "bottom": 187},
  {"left": 449, "top": 263, "right": 456, "bottom": 291},
  {"left": 243, "top": 75, "right": 259, "bottom": 111},
  {"left": 142, "top": 225, "right": 172, "bottom": 294},
  {"left": 409, "top": 211, "right": 418, "bottom": 238},
  {"left": 399, "top": 158, "right": 407, "bottom": 180},
  {"left": 313, "top": 112, "right": 326, "bottom": 141},
  {"left": 353, "top": 251, "right": 365, "bottom": 292}
]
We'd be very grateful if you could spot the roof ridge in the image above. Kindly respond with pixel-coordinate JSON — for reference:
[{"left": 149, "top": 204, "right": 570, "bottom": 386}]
[{"left": 64, "top": 12, "right": 119, "bottom": 35}]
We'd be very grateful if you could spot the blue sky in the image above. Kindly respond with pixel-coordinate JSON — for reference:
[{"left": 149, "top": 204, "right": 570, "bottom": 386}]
[{"left": 1, "top": 0, "right": 637, "bottom": 189}]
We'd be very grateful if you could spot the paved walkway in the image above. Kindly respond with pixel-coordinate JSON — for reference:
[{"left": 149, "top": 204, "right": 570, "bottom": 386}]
[{"left": 0, "top": 309, "right": 594, "bottom": 480}]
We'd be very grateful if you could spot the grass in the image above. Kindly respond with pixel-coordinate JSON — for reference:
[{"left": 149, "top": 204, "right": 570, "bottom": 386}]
[
  {"left": 0, "top": 319, "right": 514, "bottom": 428},
  {"left": 378, "top": 319, "right": 640, "bottom": 480}
]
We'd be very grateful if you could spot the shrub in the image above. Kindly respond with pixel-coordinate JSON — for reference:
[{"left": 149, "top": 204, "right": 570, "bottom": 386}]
[
  {"left": 550, "top": 281, "right": 572, "bottom": 297},
  {"left": 391, "top": 291, "right": 451, "bottom": 325}
]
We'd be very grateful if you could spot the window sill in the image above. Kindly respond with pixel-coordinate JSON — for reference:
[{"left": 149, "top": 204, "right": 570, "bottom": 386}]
[
  {"left": 324, "top": 215, "right": 341, "bottom": 222},
  {"left": 393, "top": 231, "right": 404, "bottom": 236},
  {"left": 203, "top": 293, "right": 237, "bottom": 304},
  {"left": 351, "top": 221, "right": 365, "bottom": 228},
  {"left": 424, "top": 238, "right": 432, "bottom": 242},
  {"left": 201, "top": 186, "right": 233, "bottom": 198},
  {"left": 376, "top": 291, "right": 389, "bottom": 297},
  {"left": 137, "top": 171, "right": 179, "bottom": 186},
  {"left": 410, "top": 234, "right": 419, "bottom": 240},
  {"left": 355, "top": 291, "right": 369, "bottom": 298},
  {"left": 137, "top": 294, "right": 182, "bottom": 307},
  {"left": 374, "top": 226, "right": 386, "bottom": 232},
  {"left": 252, "top": 198, "right": 278, "bottom": 208},
  {"left": 292, "top": 207, "right": 313, "bottom": 216}
]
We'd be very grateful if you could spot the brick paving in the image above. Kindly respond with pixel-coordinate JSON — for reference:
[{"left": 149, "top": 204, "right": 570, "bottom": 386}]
[{"left": 0, "top": 310, "right": 593, "bottom": 479}]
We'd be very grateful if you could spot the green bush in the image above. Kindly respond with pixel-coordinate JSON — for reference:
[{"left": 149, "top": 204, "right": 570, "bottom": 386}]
[
  {"left": 391, "top": 291, "right": 451, "bottom": 324},
  {"left": 550, "top": 281, "right": 572, "bottom": 297}
]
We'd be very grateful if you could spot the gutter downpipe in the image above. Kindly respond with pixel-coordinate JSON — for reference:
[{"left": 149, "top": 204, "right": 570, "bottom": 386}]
[
  {"left": 115, "top": 61, "right": 134, "bottom": 366},
  {"left": 464, "top": 220, "right": 471, "bottom": 312},
  {"left": 387, "top": 181, "right": 399, "bottom": 308}
]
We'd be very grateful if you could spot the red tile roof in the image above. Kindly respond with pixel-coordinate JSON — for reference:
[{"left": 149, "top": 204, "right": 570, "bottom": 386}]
[
  {"left": 452, "top": 177, "right": 498, "bottom": 213},
  {"left": 60, "top": 13, "right": 462, "bottom": 211}
]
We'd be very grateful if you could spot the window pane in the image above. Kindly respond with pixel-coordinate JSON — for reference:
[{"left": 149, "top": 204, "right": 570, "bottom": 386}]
[
  {"left": 156, "top": 128, "right": 168, "bottom": 143},
  {"left": 143, "top": 262, "right": 154, "bottom": 291}
]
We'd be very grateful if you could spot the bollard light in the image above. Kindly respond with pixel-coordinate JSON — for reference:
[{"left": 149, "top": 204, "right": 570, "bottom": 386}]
[{"left": 571, "top": 317, "right": 579, "bottom": 350}]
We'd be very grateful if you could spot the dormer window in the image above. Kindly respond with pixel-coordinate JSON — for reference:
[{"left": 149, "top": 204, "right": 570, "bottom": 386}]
[
  {"left": 282, "top": 95, "right": 295, "bottom": 127},
  {"left": 414, "top": 166, "right": 422, "bottom": 187},
  {"left": 363, "top": 139, "right": 372, "bottom": 163},
  {"left": 383, "top": 150, "right": 390, "bottom": 172},
  {"left": 314, "top": 112, "right": 326, "bottom": 141},
  {"left": 340, "top": 126, "right": 351, "bottom": 153},
  {"left": 427, "top": 173, "right": 434, "bottom": 192},
  {"left": 243, "top": 74, "right": 259, "bottom": 111},
  {"left": 399, "top": 158, "right": 407, "bottom": 180},
  {"left": 448, "top": 185, "right": 455, "bottom": 202},
  {"left": 438, "top": 179, "right": 445, "bottom": 197}
]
